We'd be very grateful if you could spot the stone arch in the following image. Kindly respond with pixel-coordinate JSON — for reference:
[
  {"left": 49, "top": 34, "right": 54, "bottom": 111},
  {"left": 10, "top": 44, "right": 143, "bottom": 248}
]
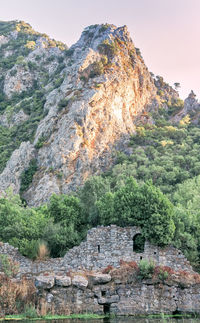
[{"left": 133, "top": 233, "right": 145, "bottom": 253}]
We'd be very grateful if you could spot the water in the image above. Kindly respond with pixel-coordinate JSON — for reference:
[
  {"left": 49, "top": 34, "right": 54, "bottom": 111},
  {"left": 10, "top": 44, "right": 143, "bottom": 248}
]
[{"left": 9, "top": 317, "right": 200, "bottom": 323}]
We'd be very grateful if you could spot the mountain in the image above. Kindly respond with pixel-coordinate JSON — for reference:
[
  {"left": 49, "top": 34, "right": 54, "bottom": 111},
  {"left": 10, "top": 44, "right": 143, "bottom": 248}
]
[{"left": 0, "top": 20, "right": 190, "bottom": 206}]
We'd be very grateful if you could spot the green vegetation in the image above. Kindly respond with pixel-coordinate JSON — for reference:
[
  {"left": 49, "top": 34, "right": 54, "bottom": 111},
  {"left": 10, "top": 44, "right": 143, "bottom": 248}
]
[
  {"left": 98, "top": 39, "right": 118, "bottom": 59},
  {"left": 0, "top": 88, "right": 47, "bottom": 172},
  {"left": 0, "top": 254, "right": 19, "bottom": 277},
  {"left": 138, "top": 259, "right": 155, "bottom": 280},
  {"left": 90, "top": 61, "right": 104, "bottom": 78},
  {"left": 96, "top": 178, "right": 175, "bottom": 247},
  {"left": 20, "top": 159, "right": 38, "bottom": 195},
  {"left": 118, "top": 124, "right": 200, "bottom": 195},
  {"left": 0, "top": 20, "right": 200, "bottom": 274},
  {"left": 2, "top": 313, "right": 107, "bottom": 320}
]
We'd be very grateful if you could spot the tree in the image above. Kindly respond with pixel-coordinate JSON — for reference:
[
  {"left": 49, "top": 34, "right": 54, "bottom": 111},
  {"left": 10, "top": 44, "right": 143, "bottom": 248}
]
[
  {"left": 97, "top": 178, "right": 175, "bottom": 246},
  {"left": 174, "top": 82, "right": 180, "bottom": 90},
  {"left": 0, "top": 191, "right": 48, "bottom": 259}
]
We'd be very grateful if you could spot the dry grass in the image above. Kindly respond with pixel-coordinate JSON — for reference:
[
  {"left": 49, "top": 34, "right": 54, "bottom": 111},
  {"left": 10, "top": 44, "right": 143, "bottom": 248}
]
[
  {"left": 0, "top": 274, "right": 36, "bottom": 314},
  {"left": 37, "top": 242, "right": 49, "bottom": 260}
]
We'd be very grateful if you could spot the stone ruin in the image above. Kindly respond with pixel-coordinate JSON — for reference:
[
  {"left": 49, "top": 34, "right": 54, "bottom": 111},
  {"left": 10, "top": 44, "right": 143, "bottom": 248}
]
[
  {"left": 0, "top": 225, "right": 200, "bottom": 316},
  {"left": 0, "top": 225, "right": 193, "bottom": 275},
  {"left": 63, "top": 225, "right": 193, "bottom": 272}
]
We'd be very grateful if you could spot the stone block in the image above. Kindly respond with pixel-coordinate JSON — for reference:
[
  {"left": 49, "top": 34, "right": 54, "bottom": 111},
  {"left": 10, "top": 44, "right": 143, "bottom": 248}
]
[
  {"left": 89, "top": 273, "right": 112, "bottom": 284},
  {"left": 55, "top": 275, "right": 71, "bottom": 287},
  {"left": 72, "top": 275, "right": 88, "bottom": 288},
  {"left": 35, "top": 275, "right": 55, "bottom": 289}
]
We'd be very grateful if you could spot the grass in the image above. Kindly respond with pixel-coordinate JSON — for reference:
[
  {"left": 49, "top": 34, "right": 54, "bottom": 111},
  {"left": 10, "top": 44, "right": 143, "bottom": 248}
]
[
  {"left": 1, "top": 312, "right": 200, "bottom": 321},
  {"left": 1, "top": 313, "right": 107, "bottom": 321}
]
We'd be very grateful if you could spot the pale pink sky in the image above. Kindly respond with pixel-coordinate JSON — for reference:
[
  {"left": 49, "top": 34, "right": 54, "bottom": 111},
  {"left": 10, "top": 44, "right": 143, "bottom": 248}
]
[{"left": 1, "top": 0, "right": 200, "bottom": 100}]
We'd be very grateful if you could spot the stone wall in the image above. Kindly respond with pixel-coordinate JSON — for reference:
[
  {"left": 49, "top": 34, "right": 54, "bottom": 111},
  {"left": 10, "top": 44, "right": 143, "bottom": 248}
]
[
  {"left": 0, "top": 225, "right": 193, "bottom": 276},
  {"left": 35, "top": 269, "right": 200, "bottom": 315},
  {"left": 0, "top": 225, "right": 199, "bottom": 315},
  {"left": 63, "top": 225, "right": 193, "bottom": 272}
]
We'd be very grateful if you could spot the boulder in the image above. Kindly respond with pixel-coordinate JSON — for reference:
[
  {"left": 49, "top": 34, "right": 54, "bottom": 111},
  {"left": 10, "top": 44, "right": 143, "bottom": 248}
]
[
  {"left": 72, "top": 275, "right": 88, "bottom": 288},
  {"left": 98, "top": 295, "right": 119, "bottom": 304},
  {"left": 35, "top": 275, "right": 55, "bottom": 289},
  {"left": 55, "top": 275, "right": 71, "bottom": 287},
  {"left": 89, "top": 273, "right": 112, "bottom": 284}
]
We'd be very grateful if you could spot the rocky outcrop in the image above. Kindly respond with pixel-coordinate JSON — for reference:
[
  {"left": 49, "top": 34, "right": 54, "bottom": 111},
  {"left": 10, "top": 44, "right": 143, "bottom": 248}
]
[
  {"left": 0, "top": 141, "right": 35, "bottom": 195},
  {"left": 172, "top": 90, "right": 200, "bottom": 124},
  {"left": 0, "top": 109, "right": 28, "bottom": 128},
  {"left": 0, "top": 22, "right": 165, "bottom": 206}
]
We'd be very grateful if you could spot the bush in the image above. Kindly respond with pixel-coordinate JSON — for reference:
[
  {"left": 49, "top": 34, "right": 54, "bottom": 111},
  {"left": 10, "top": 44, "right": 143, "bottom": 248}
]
[
  {"left": 138, "top": 259, "right": 155, "bottom": 280},
  {"left": 158, "top": 268, "right": 169, "bottom": 282},
  {"left": 98, "top": 40, "right": 117, "bottom": 58},
  {"left": 90, "top": 61, "right": 104, "bottom": 78},
  {"left": 0, "top": 254, "right": 19, "bottom": 278},
  {"left": 19, "top": 239, "right": 40, "bottom": 260},
  {"left": 23, "top": 305, "right": 38, "bottom": 318},
  {"left": 58, "top": 98, "right": 70, "bottom": 111},
  {"left": 0, "top": 276, "right": 36, "bottom": 315},
  {"left": 20, "top": 159, "right": 38, "bottom": 195},
  {"left": 35, "top": 136, "right": 48, "bottom": 149}
]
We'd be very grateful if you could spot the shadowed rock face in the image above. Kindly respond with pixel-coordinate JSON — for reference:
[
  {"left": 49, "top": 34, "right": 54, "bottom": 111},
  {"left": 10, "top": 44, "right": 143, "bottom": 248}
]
[{"left": 0, "top": 22, "right": 178, "bottom": 206}]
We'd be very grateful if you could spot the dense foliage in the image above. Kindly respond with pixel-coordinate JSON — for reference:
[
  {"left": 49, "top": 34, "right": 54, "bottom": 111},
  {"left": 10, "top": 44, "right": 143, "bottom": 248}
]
[{"left": 1, "top": 116, "right": 200, "bottom": 270}]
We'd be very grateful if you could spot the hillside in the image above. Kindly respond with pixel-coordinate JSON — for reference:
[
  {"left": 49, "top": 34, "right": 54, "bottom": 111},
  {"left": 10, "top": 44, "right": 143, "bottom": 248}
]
[
  {"left": 0, "top": 21, "right": 200, "bottom": 269},
  {"left": 0, "top": 20, "right": 180, "bottom": 206}
]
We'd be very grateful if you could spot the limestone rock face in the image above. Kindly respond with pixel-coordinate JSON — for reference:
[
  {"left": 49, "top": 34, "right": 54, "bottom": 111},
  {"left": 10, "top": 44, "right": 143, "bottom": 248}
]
[
  {"left": 23, "top": 24, "right": 158, "bottom": 205},
  {"left": 0, "top": 22, "right": 180, "bottom": 205},
  {"left": 172, "top": 90, "right": 200, "bottom": 124},
  {"left": 0, "top": 109, "right": 29, "bottom": 128},
  {"left": 0, "top": 141, "right": 35, "bottom": 195}
]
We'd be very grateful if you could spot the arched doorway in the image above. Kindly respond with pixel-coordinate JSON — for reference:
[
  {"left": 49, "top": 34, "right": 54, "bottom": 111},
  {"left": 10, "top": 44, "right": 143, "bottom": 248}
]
[{"left": 133, "top": 233, "right": 145, "bottom": 253}]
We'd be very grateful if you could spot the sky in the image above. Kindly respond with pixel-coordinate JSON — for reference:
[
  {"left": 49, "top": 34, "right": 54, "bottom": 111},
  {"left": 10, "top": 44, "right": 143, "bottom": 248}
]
[{"left": 0, "top": 0, "right": 199, "bottom": 100}]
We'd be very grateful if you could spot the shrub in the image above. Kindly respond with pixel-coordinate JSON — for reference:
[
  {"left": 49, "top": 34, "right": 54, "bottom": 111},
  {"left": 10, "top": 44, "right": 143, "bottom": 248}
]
[
  {"left": 138, "top": 259, "right": 155, "bottom": 280},
  {"left": 99, "top": 24, "right": 110, "bottom": 32},
  {"left": 0, "top": 254, "right": 19, "bottom": 278},
  {"left": 20, "top": 159, "right": 38, "bottom": 195},
  {"left": 10, "top": 69, "right": 17, "bottom": 76},
  {"left": 35, "top": 136, "right": 48, "bottom": 149},
  {"left": 23, "top": 305, "right": 38, "bottom": 318},
  {"left": 58, "top": 98, "right": 70, "bottom": 111},
  {"left": 98, "top": 40, "right": 117, "bottom": 58},
  {"left": 64, "top": 49, "right": 74, "bottom": 57},
  {"left": 25, "top": 41, "right": 36, "bottom": 50},
  {"left": 101, "top": 55, "right": 108, "bottom": 66},
  {"left": 19, "top": 239, "right": 40, "bottom": 260},
  {"left": 158, "top": 269, "right": 169, "bottom": 282},
  {"left": 90, "top": 61, "right": 104, "bottom": 78}
]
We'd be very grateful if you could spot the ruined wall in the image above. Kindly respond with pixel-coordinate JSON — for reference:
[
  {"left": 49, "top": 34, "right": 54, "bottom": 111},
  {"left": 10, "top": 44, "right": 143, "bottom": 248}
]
[
  {"left": 0, "top": 225, "right": 193, "bottom": 275},
  {"left": 35, "top": 270, "right": 200, "bottom": 316},
  {"left": 0, "top": 225, "right": 199, "bottom": 315},
  {"left": 63, "top": 225, "right": 193, "bottom": 272}
]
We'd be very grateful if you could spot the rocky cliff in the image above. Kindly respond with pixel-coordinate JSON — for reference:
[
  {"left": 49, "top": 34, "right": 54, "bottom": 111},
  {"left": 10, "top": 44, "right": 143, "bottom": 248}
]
[{"left": 0, "top": 21, "right": 182, "bottom": 205}]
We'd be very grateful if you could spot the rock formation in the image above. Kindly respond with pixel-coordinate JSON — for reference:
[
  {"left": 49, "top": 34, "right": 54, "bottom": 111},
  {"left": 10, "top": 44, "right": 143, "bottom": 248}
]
[{"left": 0, "top": 21, "right": 179, "bottom": 206}]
